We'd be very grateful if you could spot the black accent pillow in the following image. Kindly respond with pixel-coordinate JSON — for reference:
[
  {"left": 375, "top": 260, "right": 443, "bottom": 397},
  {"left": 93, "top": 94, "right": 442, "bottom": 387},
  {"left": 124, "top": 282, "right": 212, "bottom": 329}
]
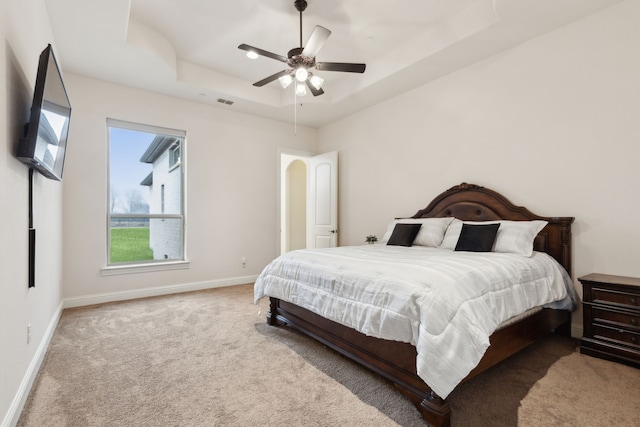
[
  {"left": 455, "top": 223, "right": 500, "bottom": 252},
  {"left": 386, "top": 223, "right": 422, "bottom": 247}
]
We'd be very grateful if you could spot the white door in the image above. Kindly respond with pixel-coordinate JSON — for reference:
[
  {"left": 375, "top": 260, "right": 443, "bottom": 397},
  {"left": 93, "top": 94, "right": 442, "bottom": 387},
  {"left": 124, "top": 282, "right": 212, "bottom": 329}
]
[{"left": 307, "top": 151, "right": 338, "bottom": 248}]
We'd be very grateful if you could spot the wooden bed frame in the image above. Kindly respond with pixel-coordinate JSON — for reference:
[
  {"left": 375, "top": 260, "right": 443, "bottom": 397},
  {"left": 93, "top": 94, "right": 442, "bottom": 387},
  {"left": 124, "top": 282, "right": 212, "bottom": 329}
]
[{"left": 266, "top": 183, "right": 575, "bottom": 426}]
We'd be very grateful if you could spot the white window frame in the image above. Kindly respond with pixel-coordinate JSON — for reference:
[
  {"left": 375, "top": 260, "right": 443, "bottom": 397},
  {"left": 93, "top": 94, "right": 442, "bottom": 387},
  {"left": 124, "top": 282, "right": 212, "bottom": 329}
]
[{"left": 102, "top": 118, "right": 188, "bottom": 275}]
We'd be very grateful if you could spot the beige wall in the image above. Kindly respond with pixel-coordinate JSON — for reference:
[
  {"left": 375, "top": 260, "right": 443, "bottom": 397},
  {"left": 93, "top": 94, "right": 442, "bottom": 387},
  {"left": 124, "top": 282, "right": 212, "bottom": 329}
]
[
  {"left": 1, "top": 0, "right": 65, "bottom": 425},
  {"left": 317, "top": 0, "right": 640, "bottom": 335},
  {"left": 61, "top": 74, "right": 316, "bottom": 301}
]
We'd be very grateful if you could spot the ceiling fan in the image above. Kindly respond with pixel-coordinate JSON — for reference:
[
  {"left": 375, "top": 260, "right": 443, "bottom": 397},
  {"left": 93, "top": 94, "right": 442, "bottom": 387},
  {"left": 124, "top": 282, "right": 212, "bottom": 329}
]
[{"left": 238, "top": 0, "right": 366, "bottom": 97}]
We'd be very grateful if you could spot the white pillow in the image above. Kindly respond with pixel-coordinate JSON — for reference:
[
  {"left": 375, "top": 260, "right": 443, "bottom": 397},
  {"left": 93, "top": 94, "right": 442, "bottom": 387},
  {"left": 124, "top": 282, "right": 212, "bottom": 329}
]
[
  {"left": 381, "top": 217, "right": 454, "bottom": 247},
  {"left": 440, "top": 219, "right": 548, "bottom": 257},
  {"left": 494, "top": 220, "right": 548, "bottom": 256},
  {"left": 439, "top": 219, "right": 465, "bottom": 250}
]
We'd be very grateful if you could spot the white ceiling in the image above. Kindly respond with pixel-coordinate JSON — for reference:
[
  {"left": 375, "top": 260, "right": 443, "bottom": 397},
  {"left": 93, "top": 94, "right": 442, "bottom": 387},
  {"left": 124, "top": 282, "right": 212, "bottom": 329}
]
[{"left": 44, "top": 0, "right": 623, "bottom": 128}]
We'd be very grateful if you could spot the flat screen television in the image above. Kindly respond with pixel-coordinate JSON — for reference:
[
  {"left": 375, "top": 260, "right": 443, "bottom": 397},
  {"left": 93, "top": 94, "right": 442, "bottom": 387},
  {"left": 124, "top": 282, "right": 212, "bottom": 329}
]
[{"left": 17, "top": 44, "right": 71, "bottom": 181}]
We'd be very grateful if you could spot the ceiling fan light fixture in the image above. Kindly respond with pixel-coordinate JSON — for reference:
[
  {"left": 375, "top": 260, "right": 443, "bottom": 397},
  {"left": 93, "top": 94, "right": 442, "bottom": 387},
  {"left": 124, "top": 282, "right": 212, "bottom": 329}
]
[
  {"left": 295, "top": 82, "right": 307, "bottom": 97},
  {"left": 238, "top": 0, "right": 366, "bottom": 103},
  {"left": 279, "top": 74, "right": 293, "bottom": 89},
  {"left": 309, "top": 75, "right": 324, "bottom": 90},
  {"left": 295, "top": 67, "right": 308, "bottom": 82}
]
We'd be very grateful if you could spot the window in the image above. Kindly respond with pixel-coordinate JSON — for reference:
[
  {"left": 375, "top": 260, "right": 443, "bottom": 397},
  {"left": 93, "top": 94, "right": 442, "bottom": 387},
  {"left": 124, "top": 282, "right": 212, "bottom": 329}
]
[
  {"left": 169, "top": 143, "right": 180, "bottom": 169},
  {"left": 106, "top": 119, "right": 186, "bottom": 267}
]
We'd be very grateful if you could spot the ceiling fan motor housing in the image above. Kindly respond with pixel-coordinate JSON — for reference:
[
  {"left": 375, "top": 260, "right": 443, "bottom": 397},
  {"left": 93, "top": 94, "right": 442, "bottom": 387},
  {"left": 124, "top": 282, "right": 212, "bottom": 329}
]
[{"left": 287, "top": 47, "right": 315, "bottom": 69}]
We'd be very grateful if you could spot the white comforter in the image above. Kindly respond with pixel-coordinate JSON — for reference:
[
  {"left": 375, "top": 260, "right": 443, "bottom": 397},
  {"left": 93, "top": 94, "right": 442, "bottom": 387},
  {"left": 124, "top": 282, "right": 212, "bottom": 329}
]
[{"left": 254, "top": 245, "right": 577, "bottom": 399}]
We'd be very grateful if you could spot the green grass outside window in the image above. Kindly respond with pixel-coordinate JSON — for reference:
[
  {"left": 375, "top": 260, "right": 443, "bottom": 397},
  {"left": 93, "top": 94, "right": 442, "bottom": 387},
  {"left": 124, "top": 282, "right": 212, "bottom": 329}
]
[{"left": 110, "top": 227, "right": 153, "bottom": 263}]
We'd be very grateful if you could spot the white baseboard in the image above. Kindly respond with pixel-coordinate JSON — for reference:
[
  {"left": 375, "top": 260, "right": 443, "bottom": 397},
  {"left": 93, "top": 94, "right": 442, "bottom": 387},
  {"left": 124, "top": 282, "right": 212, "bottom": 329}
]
[
  {"left": 3, "top": 301, "right": 63, "bottom": 427},
  {"left": 63, "top": 275, "right": 259, "bottom": 308}
]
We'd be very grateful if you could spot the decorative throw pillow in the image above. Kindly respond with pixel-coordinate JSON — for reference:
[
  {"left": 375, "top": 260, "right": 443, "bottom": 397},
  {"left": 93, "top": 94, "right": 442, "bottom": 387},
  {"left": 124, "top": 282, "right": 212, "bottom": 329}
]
[
  {"left": 380, "top": 217, "right": 453, "bottom": 247},
  {"left": 454, "top": 223, "right": 501, "bottom": 252},
  {"left": 386, "top": 223, "right": 422, "bottom": 247}
]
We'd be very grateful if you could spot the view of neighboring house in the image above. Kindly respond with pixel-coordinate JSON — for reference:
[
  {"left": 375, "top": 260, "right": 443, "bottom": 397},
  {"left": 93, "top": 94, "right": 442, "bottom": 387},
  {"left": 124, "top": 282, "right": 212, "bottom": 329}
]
[{"left": 140, "top": 135, "right": 182, "bottom": 261}]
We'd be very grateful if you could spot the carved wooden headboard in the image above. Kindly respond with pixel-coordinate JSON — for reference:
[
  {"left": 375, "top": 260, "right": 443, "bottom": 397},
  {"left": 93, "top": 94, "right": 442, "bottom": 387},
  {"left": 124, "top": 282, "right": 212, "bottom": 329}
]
[{"left": 412, "top": 183, "right": 574, "bottom": 275}]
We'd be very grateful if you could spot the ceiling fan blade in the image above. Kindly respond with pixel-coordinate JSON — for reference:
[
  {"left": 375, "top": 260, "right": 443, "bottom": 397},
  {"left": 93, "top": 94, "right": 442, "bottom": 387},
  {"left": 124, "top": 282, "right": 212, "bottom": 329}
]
[
  {"left": 253, "top": 70, "right": 291, "bottom": 87},
  {"left": 316, "top": 62, "right": 366, "bottom": 73},
  {"left": 301, "top": 26, "right": 331, "bottom": 58},
  {"left": 238, "top": 44, "right": 288, "bottom": 63},
  {"left": 306, "top": 80, "right": 325, "bottom": 97}
]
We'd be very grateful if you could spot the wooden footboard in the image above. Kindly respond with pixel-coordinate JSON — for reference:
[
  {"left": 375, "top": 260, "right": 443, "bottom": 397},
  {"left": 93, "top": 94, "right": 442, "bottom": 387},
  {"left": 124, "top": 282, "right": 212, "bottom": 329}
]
[{"left": 268, "top": 297, "right": 570, "bottom": 427}]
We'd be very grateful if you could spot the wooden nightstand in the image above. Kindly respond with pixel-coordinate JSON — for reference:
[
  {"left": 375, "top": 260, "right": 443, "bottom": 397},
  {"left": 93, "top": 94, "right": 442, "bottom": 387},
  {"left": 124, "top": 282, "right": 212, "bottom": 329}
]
[{"left": 579, "top": 273, "right": 640, "bottom": 368}]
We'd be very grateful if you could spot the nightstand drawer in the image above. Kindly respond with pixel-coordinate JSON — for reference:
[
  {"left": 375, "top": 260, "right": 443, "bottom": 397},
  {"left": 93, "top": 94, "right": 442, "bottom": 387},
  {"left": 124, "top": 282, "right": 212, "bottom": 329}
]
[
  {"left": 580, "top": 273, "right": 640, "bottom": 368},
  {"left": 592, "top": 324, "right": 640, "bottom": 349},
  {"left": 592, "top": 287, "right": 640, "bottom": 309},
  {"left": 592, "top": 307, "right": 640, "bottom": 331}
]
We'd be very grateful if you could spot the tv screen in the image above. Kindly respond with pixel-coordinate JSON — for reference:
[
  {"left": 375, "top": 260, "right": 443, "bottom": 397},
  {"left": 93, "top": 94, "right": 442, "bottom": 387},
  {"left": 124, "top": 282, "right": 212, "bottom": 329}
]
[{"left": 17, "top": 44, "right": 71, "bottom": 181}]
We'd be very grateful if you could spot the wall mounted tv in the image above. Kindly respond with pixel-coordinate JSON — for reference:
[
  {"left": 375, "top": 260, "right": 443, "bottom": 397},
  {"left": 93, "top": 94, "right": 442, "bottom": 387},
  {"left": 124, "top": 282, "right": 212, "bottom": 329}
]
[{"left": 17, "top": 44, "right": 71, "bottom": 181}]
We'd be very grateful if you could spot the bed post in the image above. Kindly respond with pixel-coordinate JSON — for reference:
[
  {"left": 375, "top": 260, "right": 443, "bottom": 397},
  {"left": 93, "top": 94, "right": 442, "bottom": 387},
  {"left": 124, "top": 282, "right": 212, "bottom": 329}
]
[
  {"left": 394, "top": 383, "right": 451, "bottom": 427},
  {"left": 560, "top": 222, "right": 572, "bottom": 277},
  {"left": 267, "top": 297, "right": 284, "bottom": 326},
  {"left": 419, "top": 392, "right": 451, "bottom": 427},
  {"left": 267, "top": 297, "right": 278, "bottom": 326}
]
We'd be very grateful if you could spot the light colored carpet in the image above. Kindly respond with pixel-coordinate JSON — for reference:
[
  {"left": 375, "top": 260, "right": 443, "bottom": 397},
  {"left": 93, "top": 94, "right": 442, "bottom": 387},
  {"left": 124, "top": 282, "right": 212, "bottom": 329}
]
[{"left": 18, "top": 284, "right": 640, "bottom": 426}]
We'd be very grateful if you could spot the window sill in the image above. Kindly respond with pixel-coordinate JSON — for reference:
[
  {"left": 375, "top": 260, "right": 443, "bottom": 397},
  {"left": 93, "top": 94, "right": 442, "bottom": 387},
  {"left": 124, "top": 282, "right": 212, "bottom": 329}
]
[{"left": 101, "top": 260, "right": 190, "bottom": 276}]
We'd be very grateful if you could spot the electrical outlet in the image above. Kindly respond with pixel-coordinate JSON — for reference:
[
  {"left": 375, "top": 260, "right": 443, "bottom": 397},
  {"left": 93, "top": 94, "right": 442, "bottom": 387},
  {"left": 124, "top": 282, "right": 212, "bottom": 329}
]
[
  {"left": 241, "top": 257, "right": 247, "bottom": 268},
  {"left": 27, "top": 324, "right": 31, "bottom": 344}
]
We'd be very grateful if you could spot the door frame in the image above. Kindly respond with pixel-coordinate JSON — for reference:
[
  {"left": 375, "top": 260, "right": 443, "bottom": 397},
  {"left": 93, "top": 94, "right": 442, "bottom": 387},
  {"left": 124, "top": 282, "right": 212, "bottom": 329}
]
[
  {"left": 278, "top": 149, "right": 338, "bottom": 255},
  {"left": 278, "top": 149, "right": 313, "bottom": 256}
]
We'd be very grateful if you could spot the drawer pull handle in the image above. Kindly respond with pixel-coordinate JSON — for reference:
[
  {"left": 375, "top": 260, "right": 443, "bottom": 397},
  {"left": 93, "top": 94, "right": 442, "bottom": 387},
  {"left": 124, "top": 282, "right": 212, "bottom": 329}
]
[
  {"left": 632, "top": 336, "right": 638, "bottom": 345},
  {"left": 632, "top": 318, "right": 638, "bottom": 325},
  {"left": 632, "top": 297, "right": 638, "bottom": 304}
]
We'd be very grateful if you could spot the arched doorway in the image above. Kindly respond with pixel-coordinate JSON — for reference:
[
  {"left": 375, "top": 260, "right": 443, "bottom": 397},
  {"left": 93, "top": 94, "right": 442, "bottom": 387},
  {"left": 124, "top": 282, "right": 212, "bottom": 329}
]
[
  {"left": 279, "top": 151, "right": 338, "bottom": 255},
  {"left": 280, "top": 153, "right": 308, "bottom": 255}
]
